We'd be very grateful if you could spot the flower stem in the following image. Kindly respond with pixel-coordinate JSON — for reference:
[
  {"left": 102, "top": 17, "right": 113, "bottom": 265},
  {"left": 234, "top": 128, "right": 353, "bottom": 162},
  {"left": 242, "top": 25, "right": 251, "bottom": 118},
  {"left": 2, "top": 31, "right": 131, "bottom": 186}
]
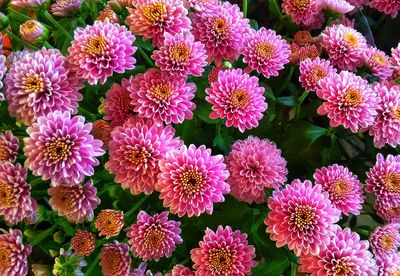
[
  {"left": 43, "top": 41, "right": 53, "bottom": 48},
  {"left": 136, "top": 45, "right": 155, "bottom": 67},
  {"left": 295, "top": 91, "right": 308, "bottom": 120},
  {"left": 28, "top": 225, "right": 57, "bottom": 246},
  {"left": 43, "top": 10, "right": 73, "bottom": 41},
  {"left": 3, "top": 29, "right": 39, "bottom": 50},
  {"left": 242, "top": 0, "right": 248, "bottom": 18},
  {"left": 125, "top": 196, "right": 147, "bottom": 217}
]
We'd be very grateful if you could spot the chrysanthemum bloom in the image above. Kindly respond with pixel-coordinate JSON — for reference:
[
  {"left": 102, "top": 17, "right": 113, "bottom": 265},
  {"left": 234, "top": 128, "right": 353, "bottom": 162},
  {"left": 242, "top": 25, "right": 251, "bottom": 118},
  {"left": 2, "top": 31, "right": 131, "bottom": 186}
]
[
  {"left": 241, "top": 27, "right": 290, "bottom": 78},
  {"left": 0, "top": 131, "right": 19, "bottom": 163},
  {"left": 320, "top": 0, "right": 354, "bottom": 14},
  {"left": 347, "top": 0, "right": 368, "bottom": 5},
  {"left": 0, "top": 229, "right": 31, "bottom": 276},
  {"left": 299, "top": 57, "right": 337, "bottom": 92},
  {"left": 391, "top": 42, "right": 400, "bottom": 80},
  {"left": 95, "top": 209, "right": 124, "bottom": 238},
  {"left": 191, "top": 226, "right": 256, "bottom": 275},
  {"left": 205, "top": 69, "right": 267, "bottom": 133},
  {"left": 376, "top": 198, "right": 400, "bottom": 223},
  {"left": 71, "top": 230, "right": 96, "bottom": 256},
  {"left": 19, "top": 20, "right": 48, "bottom": 44},
  {"left": 188, "top": 0, "right": 218, "bottom": 11},
  {"left": 100, "top": 241, "right": 131, "bottom": 276},
  {"left": 316, "top": 71, "right": 379, "bottom": 133},
  {"left": 364, "top": 47, "right": 393, "bottom": 80},
  {"left": 225, "top": 136, "right": 288, "bottom": 204},
  {"left": 289, "top": 43, "right": 320, "bottom": 64},
  {"left": 92, "top": 120, "right": 113, "bottom": 148},
  {"left": 129, "top": 69, "right": 196, "bottom": 125},
  {"left": 0, "top": 55, "right": 6, "bottom": 102},
  {"left": 376, "top": 253, "right": 400, "bottom": 275},
  {"left": 370, "top": 0, "right": 400, "bottom": 18},
  {"left": 103, "top": 79, "right": 135, "bottom": 126},
  {"left": 151, "top": 32, "right": 207, "bottom": 77},
  {"left": 10, "top": 0, "right": 47, "bottom": 8},
  {"left": 0, "top": 162, "right": 38, "bottom": 225},
  {"left": 98, "top": 8, "right": 120, "bottom": 23},
  {"left": 313, "top": 164, "right": 364, "bottom": 215},
  {"left": 156, "top": 144, "right": 230, "bottom": 217},
  {"left": 48, "top": 180, "right": 101, "bottom": 223},
  {"left": 106, "top": 118, "right": 182, "bottom": 195},
  {"left": 369, "top": 83, "right": 400, "bottom": 148},
  {"left": 5, "top": 48, "right": 82, "bottom": 126},
  {"left": 191, "top": 1, "right": 250, "bottom": 65},
  {"left": 299, "top": 227, "right": 378, "bottom": 275},
  {"left": 369, "top": 224, "right": 400, "bottom": 259},
  {"left": 294, "top": 31, "right": 313, "bottom": 45},
  {"left": 53, "top": 248, "right": 87, "bottom": 276},
  {"left": 281, "top": 0, "right": 321, "bottom": 26},
  {"left": 132, "top": 262, "right": 162, "bottom": 276},
  {"left": 265, "top": 179, "right": 340, "bottom": 256},
  {"left": 5, "top": 49, "right": 32, "bottom": 69},
  {"left": 126, "top": 211, "right": 182, "bottom": 261},
  {"left": 339, "top": 15, "right": 356, "bottom": 27},
  {"left": 68, "top": 20, "right": 136, "bottom": 85},
  {"left": 166, "top": 265, "right": 194, "bottom": 276},
  {"left": 126, "top": 0, "right": 191, "bottom": 47},
  {"left": 208, "top": 66, "right": 226, "bottom": 85},
  {"left": 50, "top": 0, "right": 83, "bottom": 16},
  {"left": 320, "top": 24, "right": 368, "bottom": 71}
]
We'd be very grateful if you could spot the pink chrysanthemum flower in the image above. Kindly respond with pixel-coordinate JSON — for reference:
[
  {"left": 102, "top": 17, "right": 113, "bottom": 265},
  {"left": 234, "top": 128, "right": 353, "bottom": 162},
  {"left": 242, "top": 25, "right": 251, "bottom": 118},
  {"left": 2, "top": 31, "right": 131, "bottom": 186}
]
[
  {"left": 370, "top": 0, "right": 400, "bottom": 18},
  {"left": 369, "top": 82, "right": 400, "bottom": 148},
  {"left": 166, "top": 265, "right": 194, "bottom": 276},
  {"left": 190, "top": 226, "right": 256, "bottom": 275},
  {"left": 0, "top": 131, "right": 19, "bottom": 163},
  {"left": 51, "top": 0, "right": 83, "bottom": 16},
  {"left": 156, "top": 144, "right": 230, "bottom": 217},
  {"left": 205, "top": 69, "right": 267, "bottom": 133},
  {"left": 190, "top": 1, "right": 250, "bottom": 65},
  {"left": 316, "top": 71, "right": 379, "bottom": 133},
  {"left": 24, "top": 111, "right": 104, "bottom": 185},
  {"left": 71, "top": 230, "right": 96, "bottom": 256},
  {"left": 241, "top": 27, "right": 290, "bottom": 78},
  {"left": 48, "top": 180, "right": 100, "bottom": 223},
  {"left": 281, "top": 0, "right": 321, "bottom": 26},
  {"left": 5, "top": 48, "right": 82, "bottom": 126},
  {"left": 129, "top": 69, "right": 196, "bottom": 125},
  {"left": 5, "top": 49, "right": 32, "bottom": 69},
  {"left": 364, "top": 47, "right": 393, "bottom": 80},
  {"left": 299, "top": 57, "right": 337, "bottom": 92},
  {"left": 92, "top": 120, "right": 113, "bottom": 148},
  {"left": 132, "top": 262, "right": 162, "bottom": 276},
  {"left": 208, "top": 66, "right": 226, "bottom": 85},
  {"left": 0, "top": 55, "right": 6, "bottom": 102},
  {"left": 375, "top": 200, "right": 400, "bottom": 223},
  {"left": 366, "top": 153, "right": 400, "bottom": 205},
  {"left": 320, "top": 24, "right": 368, "bottom": 71},
  {"left": 0, "top": 162, "right": 38, "bottom": 225},
  {"left": 105, "top": 118, "right": 182, "bottom": 195},
  {"left": 126, "top": 211, "right": 182, "bottom": 261},
  {"left": 391, "top": 42, "right": 400, "bottom": 80},
  {"left": 68, "top": 20, "right": 136, "bottom": 85},
  {"left": 339, "top": 15, "right": 356, "bottom": 27},
  {"left": 265, "top": 179, "right": 340, "bottom": 256},
  {"left": 151, "top": 32, "right": 207, "bottom": 77},
  {"left": 320, "top": 0, "right": 354, "bottom": 14},
  {"left": 313, "top": 164, "right": 364, "bottom": 216},
  {"left": 0, "top": 229, "right": 31, "bottom": 276},
  {"left": 377, "top": 253, "right": 400, "bottom": 275},
  {"left": 369, "top": 224, "right": 400, "bottom": 259},
  {"left": 225, "top": 136, "right": 288, "bottom": 204},
  {"left": 103, "top": 78, "right": 135, "bottom": 126},
  {"left": 299, "top": 226, "right": 378, "bottom": 275},
  {"left": 126, "top": 0, "right": 191, "bottom": 47},
  {"left": 10, "top": 0, "right": 47, "bottom": 8},
  {"left": 347, "top": 0, "right": 369, "bottom": 5},
  {"left": 100, "top": 241, "right": 131, "bottom": 276},
  {"left": 188, "top": 0, "right": 218, "bottom": 11}
]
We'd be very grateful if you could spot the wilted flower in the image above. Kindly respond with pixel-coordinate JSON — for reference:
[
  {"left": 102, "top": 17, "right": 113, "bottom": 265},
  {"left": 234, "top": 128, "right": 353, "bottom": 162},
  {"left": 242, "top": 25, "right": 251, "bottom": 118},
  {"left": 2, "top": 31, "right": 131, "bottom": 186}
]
[
  {"left": 369, "top": 224, "right": 400, "bottom": 260},
  {"left": 100, "top": 241, "right": 131, "bottom": 276},
  {"left": 0, "top": 229, "right": 31, "bottom": 276},
  {"left": 50, "top": 0, "right": 83, "bottom": 16},
  {"left": 95, "top": 209, "right": 124, "bottom": 238},
  {"left": 71, "top": 230, "right": 96, "bottom": 256},
  {"left": 299, "top": 57, "right": 337, "bottom": 92},
  {"left": 364, "top": 47, "right": 393, "bottom": 80},
  {"left": 0, "top": 131, "right": 19, "bottom": 163}
]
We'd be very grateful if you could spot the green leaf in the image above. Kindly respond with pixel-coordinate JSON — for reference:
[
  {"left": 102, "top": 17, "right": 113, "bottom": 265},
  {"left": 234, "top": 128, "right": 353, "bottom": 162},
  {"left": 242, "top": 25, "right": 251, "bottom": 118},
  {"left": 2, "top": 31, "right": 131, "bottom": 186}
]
[
  {"left": 283, "top": 121, "right": 326, "bottom": 152},
  {"left": 268, "top": 0, "right": 283, "bottom": 19},
  {"left": 213, "top": 133, "right": 234, "bottom": 153},
  {"left": 276, "top": 96, "right": 295, "bottom": 107},
  {"left": 135, "top": 35, "right": 153, "bottom": 51},
  {"left": 249, "top": 19, "right": 259, "bottom": 30},
  {"left": 252, "top": 258, "right": 290, "bottom": 275},
  {"left": 195, "top": 103, "right": 223, "bottom": 124}
]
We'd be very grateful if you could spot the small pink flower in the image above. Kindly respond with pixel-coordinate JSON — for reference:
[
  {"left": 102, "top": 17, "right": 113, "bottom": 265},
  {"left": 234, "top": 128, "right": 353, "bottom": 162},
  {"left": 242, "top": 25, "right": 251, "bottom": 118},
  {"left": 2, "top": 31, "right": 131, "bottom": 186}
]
[
  {"left": 369, "top": 224, "right": 400, "bottom": 260},
  {"left": 0, "top": 131, "right": 19, "bottom": 163},
  {"left": 376, "top": 253, "right": 400, "bottom": 275},
  {"left": 320, "top": 0, "right": 354, "bottom": 14},
  {"left": 370, "top": 0, "right": 400, "bottom": 18},
  {"left": 364, "top": 47, "right": 393, "bottom": 80},
  {"left": 375, "top": 200, "right": 400, "bottom": 223},
  {"left": 0, "top": 229, "right": 31, "bottom": 276},
  {"left": 282, "top": 0, "right": 321, "bottom": 26},
  {"left": 299, "top": 57, "right": 337, "bottom": 92},
  {"left": 166, "top": 265, "right": 194, "bottom": 276}
]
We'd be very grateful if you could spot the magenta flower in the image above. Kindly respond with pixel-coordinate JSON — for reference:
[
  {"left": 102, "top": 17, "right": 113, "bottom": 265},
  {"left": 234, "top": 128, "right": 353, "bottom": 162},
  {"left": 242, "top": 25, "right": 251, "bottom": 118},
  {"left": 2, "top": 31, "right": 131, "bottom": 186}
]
[
  {"left": 129, "top": 69, "right": 196, "bottom": 125},
  {"left": 316, "top": 71, "right": 379, "bottom": 133},
  {"left": 0, "top": 55, "right": 6, "bottom": 102},
  {"left": 370, "top": 0, "right": 400, "bottom": 18},
  {"left": 0, "top": 162, "right": 38, "bottom": 225},
  {"left": 126, "top": 0, "right": 191, "bottom": 47},
  {"left": 126, "top": 211, "right": 182, "bottom": 261},
  {"left": 191, "top": 1, "right": 249, "bottom": 65},
  {"left": 376, "top": 253, "right": 400, "bottom": 275},
  {"left": 391, "top": 42, "right": 400, "bottom": 80},
  {"left": 225, "top": 136, "right": 288, "bottom": 204},
  {"left": 24, "top": 111, "right": 104, "bottom": 185},
  {"left": 156, "top": 144, "right": 230, "bottom": 217},
  {"left": 364, "top": 47, "right": 394, "bottom": 80},
  {"left": 299, "top": 226, "right": 378, "bottom": 275},
  {"left": 51, "top": 0, "right": 83, "bottom": 16},
  {"left": 320, "top": 0, "right": 354, "bottom": 14},
  {"left": 241, "top": 27, "right": 290, "bottom": 78},
  {"left": 5, "top": 49, "right": 32, "bottom": 69},
  {"left": 190, "top": 226, "right": 256, "bottom": 275},
  {"left": 0, "top": 131, "right": 19, "bottom": 163},
  {"left": 100, "top": 241, "right": 131, "bottom": 276},
  {"left": 106, "top": 118, "right": 182, "bottom": 195},
  {"left": 299, "top": 57, "right": 337, "bottom": 92},
  {"left": 5, "top": 48, "right": 82, "bottom": 126},
  {"left": 281, "top": 0, "right": 321, "bottom": 25},
  {"left": 0, "top": 229, "right": 31, "bottom": 276},
  {"left": 313, "top": 164, "right": 364, "bottom": 216},
  {"left": 166, "top": 265, "right": 194, "bottom": 276},
  {"left": 188, "top": 0, "right": 218, "bottom": 11},
  {"left": 48, "top": 180, "right": 100, "bottom": 223},
  {"left": 265, "top": 179, "right": 340, "bottom": 256},
  {"left": 68, "top": 20, "right": 136, "bottom": 85},
  {"left": 375, "top": 200, "right": 400, "bottom": 223},
  {"left": 320, "top": 24, "right": 368, "bottom": 71},
  {"left": 10, "top": 0, "right": 47, "bottom": 8},
  {"left": 369, "top": 224, "right": 400, "bottom": 260},
  {"left": 205, "top": 69, "right": 267, "bottom": 133}
]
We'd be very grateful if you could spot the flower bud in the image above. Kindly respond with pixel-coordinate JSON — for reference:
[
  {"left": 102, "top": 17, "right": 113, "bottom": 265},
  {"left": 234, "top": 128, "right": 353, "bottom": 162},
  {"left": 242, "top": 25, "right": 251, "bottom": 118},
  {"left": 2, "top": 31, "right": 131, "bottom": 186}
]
[{"left": 19, "top": 20, "right": 48, "bottom": 45}]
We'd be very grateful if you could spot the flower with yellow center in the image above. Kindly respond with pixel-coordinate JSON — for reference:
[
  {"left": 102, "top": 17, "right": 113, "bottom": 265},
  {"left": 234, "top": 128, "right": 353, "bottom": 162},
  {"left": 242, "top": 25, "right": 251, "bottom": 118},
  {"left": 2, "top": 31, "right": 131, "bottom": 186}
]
[
  {"left": 231, "top": 88, "right": 249, "bottom": 108},
  {"left": 180, "top": 170, "right": 203, "bottom": 195},
  {"left": 150, "top": 83, "right": 173, "bottom": 101},
  {"left": 143, "top": 226, "right": 165, "bottom": 249},
  {"left": 383, "top": 173, "right": 400, "bottom": 193},
  {"left": 86, "top": 35, "right": 108, "bottom": 56},
  {"left": 22, "top": 74, "right": 45, "bottom": 94},
  {"left": 0, "top": 182, "right": 15, "bottom": 208},
  {"left": 293, "top": 205, "right": 315, "bottom": 230},
  {"left": 374, "top": 53, "right": 389, "bottom": 66},
  {"left": 380, "top": 233, "right": 396, "bottom": 250},
  {"left": 208, "top": 248, "right": 232, "bottom": 274},
  {"left": 344, "top": 32, "right": 359, "bottom": 47},
  {"left": 332, "top": 179, "right": 351, "bottom": 198},
  {"left": 169, "top": 43, "right": 190, "bottom": 62},
  {"left": 332, "top": 261, "right": 351, "bottom": 275},
  {"left": 142, "top": 2, "right": 167, "bottom": 24},
  {"left": 291, "top": 0, "right": 311, "bottom": 12},
  {"left": 125, "top": 148, "right": 151, "bottom": 167},
  {"left": 254, "top": 42, "right": 275, "bottom": 59},
  {"left": 44, "top": 136, "right": 74, "bottom": 163},
  {"left": 0, "top": 246, "right": 11, "bottom": 270},
  {"left": 344, "top": 87, "right": 362, "bottom": 106},
  {"left": 95, "top": 209, "right": 124, "bottom": 239},
  {"left": 310, "top": 66, "right": 327, "bottom": 82},
  {"left": 212, "top": 18, "right": 228, "bottom": 37}
]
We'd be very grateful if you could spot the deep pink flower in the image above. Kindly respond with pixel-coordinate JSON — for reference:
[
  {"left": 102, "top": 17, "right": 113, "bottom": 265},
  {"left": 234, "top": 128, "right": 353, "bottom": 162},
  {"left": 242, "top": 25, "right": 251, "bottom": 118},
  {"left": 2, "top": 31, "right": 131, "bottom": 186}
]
[
  {"left": 156, "top": 144, "right": 230, "bottom": 217},
  {"left": 316, "top": 71, "right": 379, "bottom": 133},
  {"left": 282, "top": 0, "right": 321, "bottom": 26},
  {"left": 51, "top": 0, "right": 83, "bottom": 16},
  {"left": 129, "top": 69, "right": 196, "bottom": 125},
  {"left": 205, "top": 69, "right": 267, "bottom": 133},
  {"left": 375, "top": 200, "right": 400, "bottom": 223},
  {"left": 166, "top": 265, "right": 194, "bottom": 276},
  {"left": 190, "top": 1, "right": 249, "bottom": 65},
  {"left": 100, "top": 241, "right": 131, "bottom": 276},
  {"left": 391, "top": 42, "right": 400, "bottom": 80},
  {"left": 376, "top": 253, "right": 400, "bottom": 276},
  {"left": 126, "top": 0, "right": 191, "bottom": 47},
  {"left": 126, "top": 211, "right": 182, "bottom": 261},
  {"left": 24, "top": 111, "right": 104, "bottom": 185},
  {"left": 369, "top": 224, "right": 400, "bottom": 260},
  {"left": 265, "top": 179, "right": 340, "bottom": 256},
  {"left": 68, "top": 20, "right": 136, "bottom": 85},
  {"left": 364, "top": 47, "right": 394, "bottom": 80},
  {"left": 299, "top": 57, "right": 337, "bottom": 92},
  {"left": 299, "top": 226, "right": 378, "bottom": 275},
  {"left": 320, "top": 0, "right": 354, "bottom": 14},
  {"left": 0, "top": 229, "right": 31, "bottom": 276},
  {"left": 0, "top": 131, "right": 19, "bottom": 163},
  {"left": 225, "top": 136, "right": 288, "bottom": 204},
  {"left": 241, "top": 27, "right": 290, "bottom": 78},
  {"left": 370, "top": 0, "right": 400, "bottom": 18},
  {"left": 313, "top": 164, "right": 364, "bottom": 215}
]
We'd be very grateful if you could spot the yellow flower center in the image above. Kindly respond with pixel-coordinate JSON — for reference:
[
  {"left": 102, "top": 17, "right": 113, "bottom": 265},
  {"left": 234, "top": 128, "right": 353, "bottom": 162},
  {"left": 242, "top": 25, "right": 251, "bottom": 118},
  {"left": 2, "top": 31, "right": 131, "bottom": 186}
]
[
  {"left": 101, "top": 249, "right": 123, "bottom": 273},
  {"left": 332, "top": 179, "right": 351, "bottom": 198},
  {"left": 0, "top": 141, "right": 8, "bottom": 162},
  {"left": 51, "top": 187, "right": 77, "bottom": 212},
  {"left": 292, "top": 0, "right": 311, "bottom": 12},
  {"left": 23, "top": 74, "right": 45, "bottom": 94},
  {"left": 170, "top": 43, "right": 190, "bottom": 62},
  {"left": 231, "top": 88, "right": 249, "bottom": 108},
  {"left": 294, "top": 205, "right": 315, "bottom": 230},
  {"left": 255, "top": 42, "right": 275, "bottom": 59},
  {"left": 0, "top": 182, "right": 15, "bottom": 208},
  {"left": 344, "top": 87, "right": 362, "bottom": 106},
  {"left": 125, "top": 148, "right": 151, "bottom": 166},
  {"left": 44, "top": 137, "right": 73, "bottom": 162},
  {"left": 208, "top": 247, "right": 232, "bottom": 273},
  {"left": 20, "top": 20, "right": 39, "bottom": 36},
  {"left": 333, "top": 262, "right": 351, "bottom": 275},
  {"left": 95, "top": 210, "right": 124, "bottom": 238},
  {"left": 392, "top": 271, "right": 400, "bottom": 276},
  {"left": 380, "top": 233, "right": 395, "bottom": 250},
  {"left": 373, "top": 53, "right": 388, "bottom": 66},
  {"left": 310, "top": 66, "right": 327, "bottom": 82},
  {"left": 143, "top": 227, "right": 165, "bottom": 249},
  {"left": 150, "top": 83, "right": 173, "bottom": 101},
  {"left": 86, "top": 35, "right": 108, "bottom": 56},
  {"left": 344, "top": 32, "right": 359, "bottom": 47},
  {"left": 142, "top": 2, "right": 167, "bottom": 24},
  {"left": 180, "top": 170, "right": 203, "bottom": 195},
  {"left": 212, "top": 18, "right": 228, "bottom": 36},
  {"left": 383, "top": 173, "right": 400, "bottom": 193},
  {"left": 0, "top": 246, "right": 11, "bottom": 269},
  {"left": 393, "top": 108, "right": 400, "bottom": 120}
]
